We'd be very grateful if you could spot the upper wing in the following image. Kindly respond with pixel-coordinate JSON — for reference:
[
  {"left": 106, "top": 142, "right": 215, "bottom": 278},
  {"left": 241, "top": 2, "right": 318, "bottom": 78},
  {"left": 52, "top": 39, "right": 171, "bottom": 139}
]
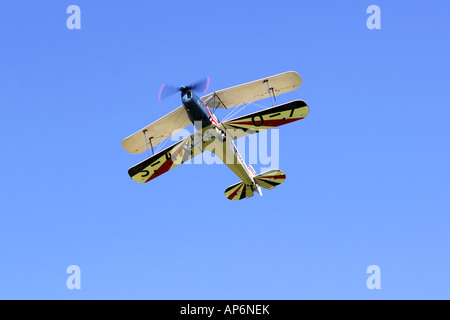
[
  {"left": 122, "top": 105, "right": 191, "bottom": 155},
  {"left": 201, "top": 71, "right": 302, "bottom": 109},
  {"left": 220, "top": 100, "right": 309, "bottom": 140},
  {"left": 127, "top": 128, "right": 214, "bottom": 183}
]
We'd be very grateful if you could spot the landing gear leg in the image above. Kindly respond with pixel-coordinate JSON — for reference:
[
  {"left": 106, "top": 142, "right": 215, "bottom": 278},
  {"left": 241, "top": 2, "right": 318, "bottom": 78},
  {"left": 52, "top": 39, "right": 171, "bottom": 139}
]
[{"left": 215, "top": 127, "right": 227, "bottom": 143}]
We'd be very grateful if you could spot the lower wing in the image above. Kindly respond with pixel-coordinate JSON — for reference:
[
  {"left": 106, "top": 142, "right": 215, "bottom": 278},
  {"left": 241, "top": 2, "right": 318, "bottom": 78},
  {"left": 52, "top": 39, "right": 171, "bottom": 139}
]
[
  {"left": 127, "top": 128, "right": 214, "bottom": 183},
  {"left": 220, "top": 100, "right": 309, "bottom": 139}
]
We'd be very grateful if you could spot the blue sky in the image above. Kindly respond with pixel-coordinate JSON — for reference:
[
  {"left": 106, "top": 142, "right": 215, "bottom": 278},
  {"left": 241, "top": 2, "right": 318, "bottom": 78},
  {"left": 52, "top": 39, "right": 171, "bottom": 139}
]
[{"left": 0, "top": 0, "right": 449, "bottom": 299}]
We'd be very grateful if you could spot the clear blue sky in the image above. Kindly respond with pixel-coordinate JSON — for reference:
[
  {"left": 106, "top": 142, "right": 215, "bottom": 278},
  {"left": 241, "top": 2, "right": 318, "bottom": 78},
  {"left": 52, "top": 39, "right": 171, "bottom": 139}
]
[{"left": 0, "top": 1, "right": 449, "bottom": 299}]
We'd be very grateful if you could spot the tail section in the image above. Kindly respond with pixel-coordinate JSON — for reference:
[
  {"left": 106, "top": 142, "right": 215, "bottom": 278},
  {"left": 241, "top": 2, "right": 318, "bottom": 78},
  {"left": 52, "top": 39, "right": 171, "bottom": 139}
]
[
  {"left": 248, "top": 165, "right": 263, "bottom": 196},
  {"left": 224, "top": 181, "right": 254, "bottom": 201},
  {"left": 224, "top": 169, "right": 286, "bottom": 200},
  {"left": 253, "top": 169, "right": 286, "bottom": 190}
]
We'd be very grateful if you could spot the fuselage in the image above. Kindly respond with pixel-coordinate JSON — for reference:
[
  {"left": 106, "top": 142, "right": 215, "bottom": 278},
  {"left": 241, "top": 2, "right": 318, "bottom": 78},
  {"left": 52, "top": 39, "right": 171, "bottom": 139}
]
[
  {"left": 181, "top": 90, "right": 212, "bottom": 129},
  {"left": 181, "top": 90, "right": 257, "bottom": 188}
]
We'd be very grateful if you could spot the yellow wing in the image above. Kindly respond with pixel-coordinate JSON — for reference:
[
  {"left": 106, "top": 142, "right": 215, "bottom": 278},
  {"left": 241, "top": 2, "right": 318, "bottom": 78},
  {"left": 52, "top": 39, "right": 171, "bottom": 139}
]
[
  {"left": 220, "top": 100, "right": 309, "bottom": 140},
  {"left": 202, "top": 71, "right": 302, "bottom": 109},
  {"left": 127, "top": 128, "right": 215, "bottom": 183}
]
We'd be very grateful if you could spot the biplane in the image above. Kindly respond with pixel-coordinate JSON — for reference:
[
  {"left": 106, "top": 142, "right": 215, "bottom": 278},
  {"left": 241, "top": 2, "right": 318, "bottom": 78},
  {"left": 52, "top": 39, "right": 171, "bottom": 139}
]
[{"left": 122, "top": 71, "right": 309, "bottom": 200}]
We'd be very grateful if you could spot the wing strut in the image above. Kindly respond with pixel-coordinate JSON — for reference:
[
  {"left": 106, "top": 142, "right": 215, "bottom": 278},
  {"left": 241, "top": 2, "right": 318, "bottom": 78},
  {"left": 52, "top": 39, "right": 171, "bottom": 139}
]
[
  {"left": 263, "top": 79, "right": 276, "bottom": 107},
  {"left": 142, "top": 129, "right": 155, "bottom": 157},
  {"left": 205, "top": 92, "right": 228, "bottom": 110}
]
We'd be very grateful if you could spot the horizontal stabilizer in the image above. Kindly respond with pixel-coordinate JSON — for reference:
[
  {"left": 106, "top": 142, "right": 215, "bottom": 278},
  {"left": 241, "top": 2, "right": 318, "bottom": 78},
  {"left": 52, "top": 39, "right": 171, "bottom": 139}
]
[
  {"left": 254, "top": 169, "right": 286, "bottom": 190},
  {"left": 224, "top": 181, "right": 254, "bottom": 201}
]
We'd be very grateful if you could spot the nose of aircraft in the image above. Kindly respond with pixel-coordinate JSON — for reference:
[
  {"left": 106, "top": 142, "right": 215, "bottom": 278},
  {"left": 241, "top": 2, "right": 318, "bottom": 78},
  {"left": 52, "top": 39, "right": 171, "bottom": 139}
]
[{"left": 181, "top": 89, "right": 193, "bottom": 102}]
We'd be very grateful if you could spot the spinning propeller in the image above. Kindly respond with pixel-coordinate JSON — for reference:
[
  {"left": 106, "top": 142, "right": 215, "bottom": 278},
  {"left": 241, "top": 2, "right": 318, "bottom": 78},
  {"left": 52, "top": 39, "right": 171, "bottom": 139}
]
[{"left": 158, "top": 77, "right": 210, "bottom": 101}]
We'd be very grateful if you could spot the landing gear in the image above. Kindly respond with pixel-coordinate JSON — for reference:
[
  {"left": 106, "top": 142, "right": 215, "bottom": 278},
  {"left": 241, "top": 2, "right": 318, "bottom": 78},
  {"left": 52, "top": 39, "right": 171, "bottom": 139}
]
[{"left": 215, "top": 127, "right": 227, "bottom": 143}]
